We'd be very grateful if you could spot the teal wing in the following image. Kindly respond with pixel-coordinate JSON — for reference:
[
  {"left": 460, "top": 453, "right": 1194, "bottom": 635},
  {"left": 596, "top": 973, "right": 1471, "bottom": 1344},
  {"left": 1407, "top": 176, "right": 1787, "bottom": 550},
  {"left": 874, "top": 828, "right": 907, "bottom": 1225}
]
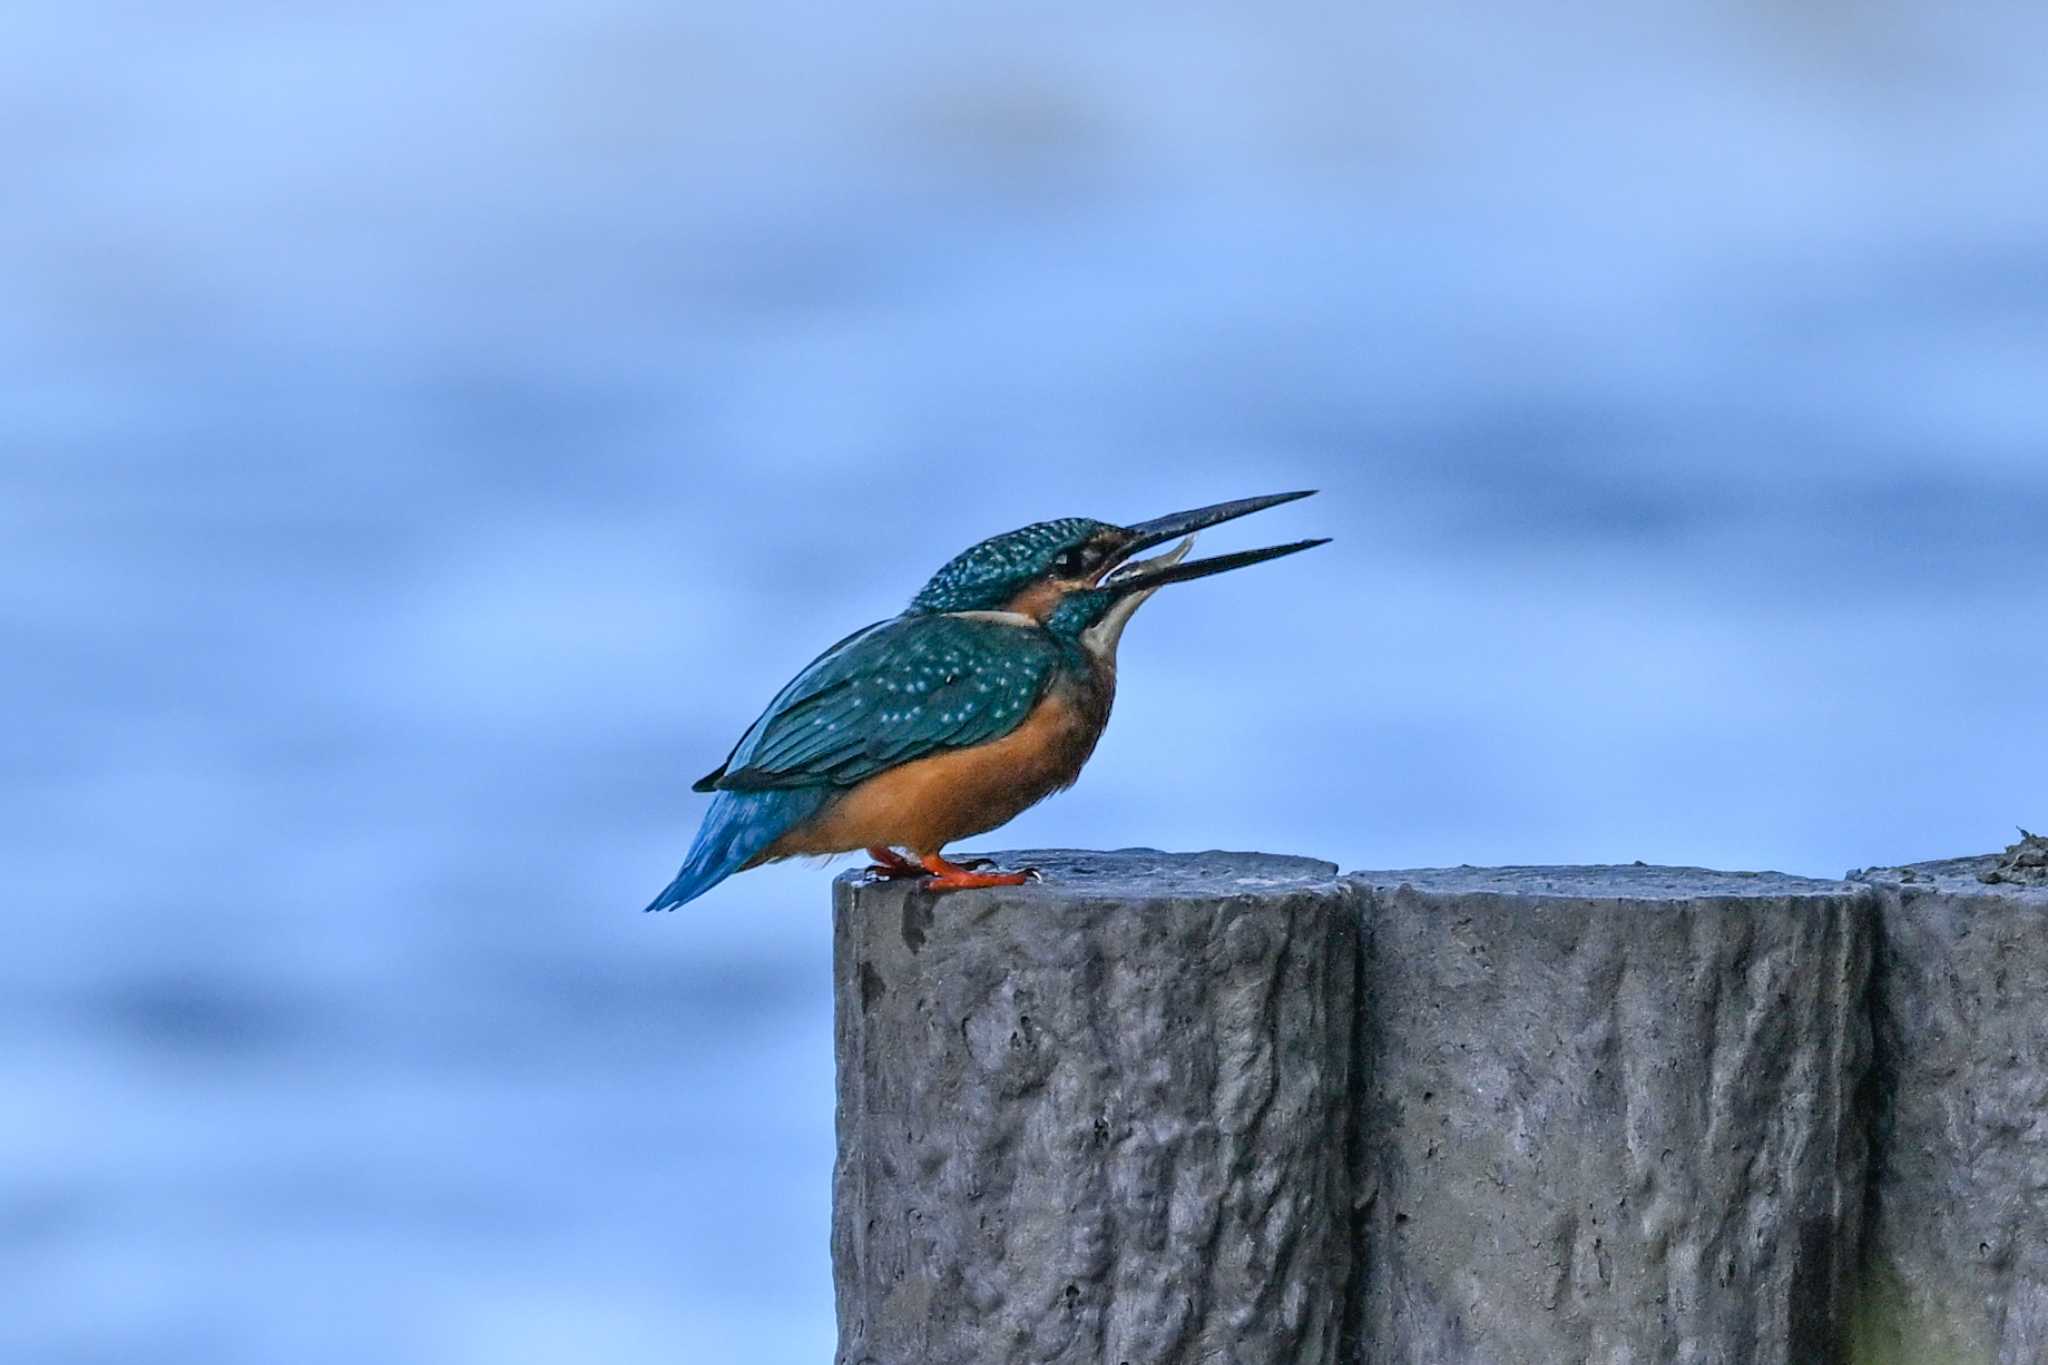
[
  {"left": 700, "top": 614, "right": 1063, "bottom": 792},
  {"left": 691, "top": 621, "right": 881, "bottom": 791}
]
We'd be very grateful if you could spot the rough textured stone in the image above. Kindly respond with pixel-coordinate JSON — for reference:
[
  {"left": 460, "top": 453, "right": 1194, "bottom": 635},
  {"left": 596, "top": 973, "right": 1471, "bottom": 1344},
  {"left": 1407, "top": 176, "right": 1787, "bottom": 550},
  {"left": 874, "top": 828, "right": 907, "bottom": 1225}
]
[
  {"left": 832, "top": 849, "right": 1357, "bottom": 1365},
  {"left": 1348, "top": 865, "right": 1872, "bottom": 1365},
  {"left": 1852, "top": 853, "right": 2048, "bottom": 1365}
]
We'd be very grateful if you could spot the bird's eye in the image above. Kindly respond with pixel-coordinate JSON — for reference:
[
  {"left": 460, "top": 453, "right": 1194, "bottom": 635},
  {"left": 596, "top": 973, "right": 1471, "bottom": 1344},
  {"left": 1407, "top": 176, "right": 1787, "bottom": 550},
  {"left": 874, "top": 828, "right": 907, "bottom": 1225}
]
[{"left": 1052, "top": 550, "right": 1083, "bottom": 576}]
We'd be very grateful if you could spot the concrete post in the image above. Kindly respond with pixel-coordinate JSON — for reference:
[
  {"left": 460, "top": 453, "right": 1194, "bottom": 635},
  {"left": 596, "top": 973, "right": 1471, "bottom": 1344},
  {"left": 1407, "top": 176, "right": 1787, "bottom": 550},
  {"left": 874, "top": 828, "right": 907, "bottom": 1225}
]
[
  {"left": 827, "top": 845, "right": 2046, "bottom": 1364},
  {"left": 831, "top": 849, "right": 1359, "bottom": 1365},
  {"left": 1350, "top": 866, "right": 1873, "bottom": 1365},
  {"left": 1854, "top": 847, "right": 2048, "bottom": 1365}
]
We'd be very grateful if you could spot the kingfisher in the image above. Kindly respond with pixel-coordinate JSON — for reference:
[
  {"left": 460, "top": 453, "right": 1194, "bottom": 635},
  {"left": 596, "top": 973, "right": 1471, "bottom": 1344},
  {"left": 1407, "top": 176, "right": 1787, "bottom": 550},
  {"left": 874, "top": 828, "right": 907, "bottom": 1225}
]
[{"left": 644, "top": 490, "right": 1326, "bottom": 908}]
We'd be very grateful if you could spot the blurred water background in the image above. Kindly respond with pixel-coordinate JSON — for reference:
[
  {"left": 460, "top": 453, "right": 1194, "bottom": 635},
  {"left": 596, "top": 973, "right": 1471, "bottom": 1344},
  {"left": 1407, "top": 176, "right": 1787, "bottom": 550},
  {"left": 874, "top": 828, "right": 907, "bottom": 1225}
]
[{"left": 6, "top": 1, "right": 2046, "bottom": 1359}]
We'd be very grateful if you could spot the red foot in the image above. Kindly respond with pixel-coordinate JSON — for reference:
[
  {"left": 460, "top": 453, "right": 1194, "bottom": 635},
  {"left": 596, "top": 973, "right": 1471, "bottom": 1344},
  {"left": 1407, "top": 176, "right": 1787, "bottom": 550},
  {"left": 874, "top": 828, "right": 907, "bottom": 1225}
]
[
  {"left": 863, "top": 846, "right": 926, "bottom": 879},
  {"left": 920, "top": 852, "right": 1038, "bottom": 891}
]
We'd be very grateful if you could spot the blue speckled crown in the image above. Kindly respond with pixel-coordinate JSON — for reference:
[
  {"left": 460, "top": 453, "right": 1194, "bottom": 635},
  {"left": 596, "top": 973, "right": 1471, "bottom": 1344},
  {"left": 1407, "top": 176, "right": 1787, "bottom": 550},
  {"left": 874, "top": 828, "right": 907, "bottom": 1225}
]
[{"left": 909, "top": 518, "right": 1111, "bottom": 613}]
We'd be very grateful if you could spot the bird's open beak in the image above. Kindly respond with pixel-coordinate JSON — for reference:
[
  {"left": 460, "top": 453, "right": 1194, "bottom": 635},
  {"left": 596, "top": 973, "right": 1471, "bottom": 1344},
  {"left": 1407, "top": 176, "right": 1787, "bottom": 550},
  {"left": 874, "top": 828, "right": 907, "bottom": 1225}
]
[{"left": 1101, "top": 490, "right": 1327, "bottom": 596}]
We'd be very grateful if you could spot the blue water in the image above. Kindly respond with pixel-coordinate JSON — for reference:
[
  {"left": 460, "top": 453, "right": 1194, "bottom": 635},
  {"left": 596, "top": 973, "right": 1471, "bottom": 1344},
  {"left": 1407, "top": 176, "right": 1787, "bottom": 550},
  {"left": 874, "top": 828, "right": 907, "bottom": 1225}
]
[{"left": 7, "top": 2, "right": 2047, "bottom": 1359}]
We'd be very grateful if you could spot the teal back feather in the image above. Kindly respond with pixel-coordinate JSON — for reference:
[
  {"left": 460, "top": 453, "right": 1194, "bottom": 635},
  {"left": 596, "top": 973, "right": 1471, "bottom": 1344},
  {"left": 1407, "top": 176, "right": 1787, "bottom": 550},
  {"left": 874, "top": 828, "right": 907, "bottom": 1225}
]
[{"left": 713, "top": 614, "right": 1064, "bottom": 790}]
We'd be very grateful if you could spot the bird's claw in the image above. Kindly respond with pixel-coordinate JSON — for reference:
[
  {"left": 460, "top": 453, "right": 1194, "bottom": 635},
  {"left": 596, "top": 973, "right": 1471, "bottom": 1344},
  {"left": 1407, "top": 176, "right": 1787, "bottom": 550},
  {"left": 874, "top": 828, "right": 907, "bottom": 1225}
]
[
  {"left": 922, "top": 866, "right": 1036, "bottom": 892},
  {"left": 863, "top": 862, "right": 927, "bottom": 881},
  {"left": 862, "top": 847, "right": 927, "bottom": 880},
  {"left": 952, "top": 858, "right": 1042, "bottom": 880}
]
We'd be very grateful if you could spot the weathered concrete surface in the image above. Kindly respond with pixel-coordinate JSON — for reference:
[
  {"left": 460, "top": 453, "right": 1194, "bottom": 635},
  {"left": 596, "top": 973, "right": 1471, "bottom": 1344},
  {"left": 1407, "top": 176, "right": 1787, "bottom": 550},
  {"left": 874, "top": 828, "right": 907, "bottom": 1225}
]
[
  {"left": 832, "top": 849, "right": 1358, "bottom": 1365},
  {"left": 1851, "top": 851, "right": 2048, "bottom": 1365},
  {"left": 1349, "top": 865, "right": 1873, "bottom": 1365}
]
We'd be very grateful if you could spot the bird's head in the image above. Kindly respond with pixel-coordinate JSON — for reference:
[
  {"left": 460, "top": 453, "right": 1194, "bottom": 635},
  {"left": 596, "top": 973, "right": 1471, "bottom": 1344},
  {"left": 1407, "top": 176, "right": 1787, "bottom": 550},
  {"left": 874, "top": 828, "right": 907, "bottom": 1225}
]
[{"left": 908, "top": 490, "right": 1327, "bottom": 659}]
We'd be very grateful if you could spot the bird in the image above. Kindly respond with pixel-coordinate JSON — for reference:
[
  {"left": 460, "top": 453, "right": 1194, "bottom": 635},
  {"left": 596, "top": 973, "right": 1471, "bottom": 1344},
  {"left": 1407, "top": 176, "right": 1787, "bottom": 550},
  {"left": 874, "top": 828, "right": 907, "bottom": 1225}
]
[{"left": 644, "top": 490, "right": 1327, "bottom": 909}]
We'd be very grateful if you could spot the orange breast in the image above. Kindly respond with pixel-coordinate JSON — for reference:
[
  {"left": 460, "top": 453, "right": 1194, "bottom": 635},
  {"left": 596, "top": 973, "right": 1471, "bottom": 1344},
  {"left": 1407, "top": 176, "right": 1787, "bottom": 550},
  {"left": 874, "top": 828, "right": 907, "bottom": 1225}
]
[{"left": 762, "top": 683, "right": 1110, "bottom": 859}]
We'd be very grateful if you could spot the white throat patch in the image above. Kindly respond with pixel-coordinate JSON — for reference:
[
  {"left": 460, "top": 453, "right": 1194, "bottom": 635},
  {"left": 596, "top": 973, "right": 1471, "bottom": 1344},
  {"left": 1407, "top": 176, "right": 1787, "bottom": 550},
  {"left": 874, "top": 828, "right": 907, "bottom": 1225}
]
[{"left": 1080, "top": 534, "right": 1195, "bottom": 661}]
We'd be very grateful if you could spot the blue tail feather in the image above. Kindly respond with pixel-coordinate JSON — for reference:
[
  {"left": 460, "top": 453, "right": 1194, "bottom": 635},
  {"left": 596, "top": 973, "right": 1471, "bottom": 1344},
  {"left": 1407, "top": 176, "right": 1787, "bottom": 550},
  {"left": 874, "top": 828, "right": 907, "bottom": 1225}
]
[{"left": 643, "top": 786, "right": 832, "bottom": 911}]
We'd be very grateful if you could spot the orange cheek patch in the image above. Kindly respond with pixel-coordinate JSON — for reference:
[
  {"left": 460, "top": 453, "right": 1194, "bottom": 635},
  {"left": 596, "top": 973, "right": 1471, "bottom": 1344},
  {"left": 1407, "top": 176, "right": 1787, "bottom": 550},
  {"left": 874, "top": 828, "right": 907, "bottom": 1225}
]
[{"left": 1002, "top": 581, "right": 1069, "bottom": 622}]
